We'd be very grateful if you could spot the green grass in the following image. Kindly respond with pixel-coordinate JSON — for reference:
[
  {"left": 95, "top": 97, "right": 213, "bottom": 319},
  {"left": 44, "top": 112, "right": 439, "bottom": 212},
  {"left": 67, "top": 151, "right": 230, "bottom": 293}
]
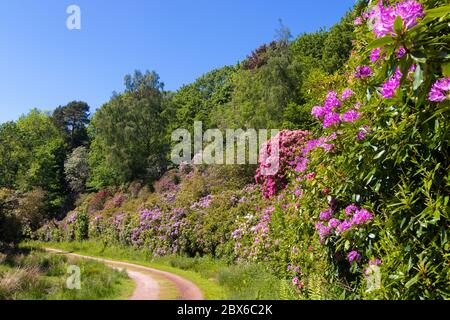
[
  {"left": 0, "top": 245, "right": 134, "bottom": 300},
  {"left": 29, "top": 240, "right": 286, "bottom": 300}
]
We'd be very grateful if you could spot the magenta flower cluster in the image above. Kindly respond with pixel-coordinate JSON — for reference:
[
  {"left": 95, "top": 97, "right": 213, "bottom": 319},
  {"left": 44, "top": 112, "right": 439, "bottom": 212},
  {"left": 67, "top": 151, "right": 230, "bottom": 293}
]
[
  {"left": 315, "top": 204, "right": 374, "bottom": 242},
  {"left": 428, "top": 77, "right": 450, "bottom": 102},
  {"left": 311, "top": 90, "right": 361, "bottom": 129},
  {"left": 354, "top": 66, "right": 373, "bottom": 79},
  {"left": 370, "top": 0, "right": 425, "bottom": 38},
  {"left": 255, "top": 130, "right": 310, "bottom": 198},
  {"left": 381, "top": 68, "right": 403, "bottom": 98}
]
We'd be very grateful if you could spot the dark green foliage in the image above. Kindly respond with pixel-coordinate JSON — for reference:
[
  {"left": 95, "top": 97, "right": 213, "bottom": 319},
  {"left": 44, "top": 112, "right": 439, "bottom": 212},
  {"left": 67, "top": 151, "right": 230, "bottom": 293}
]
[
  {"left": 52, "top": 101, "right": 90, "bottom": 150},
  {"left": 76, "top": 210, "right": 89, "bottom": 241},
  {"left": 88, "top": 70, "right": 169, "bottom": 189}
]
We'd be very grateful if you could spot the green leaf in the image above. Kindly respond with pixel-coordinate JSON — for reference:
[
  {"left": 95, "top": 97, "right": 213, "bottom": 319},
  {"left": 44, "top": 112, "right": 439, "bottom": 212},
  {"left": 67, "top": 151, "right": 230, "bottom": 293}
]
[
  {"left": 405, "top": 274, "right": 419, "bottom": 288},
  {"left": 373, "top": 150, "right": 385, "bottom": 160},
  {"left": 442, "top": 62, "right": 450, "bottom": 77},
  {"left": 366, "top": 36, "right": 394, "bottom": 51},
  {"left": 425, "top": 5, "right": 450, "bottom": 19},
  {"left": 394, "top": 16, "right": 404, "bottom": 35},
  {"left": 413, "top": 64, "right": 424, "bottom": 90}
]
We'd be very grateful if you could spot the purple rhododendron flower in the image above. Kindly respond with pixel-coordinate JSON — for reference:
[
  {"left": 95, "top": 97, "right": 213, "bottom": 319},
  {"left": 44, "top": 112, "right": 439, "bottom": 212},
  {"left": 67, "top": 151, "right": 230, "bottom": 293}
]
[
  {"left": 428, "top": 77, "right": 450, "bottom": 102},
  {"left": 311, "top": 106, "right": 326, "bottom": 119},
  {"left": 352, "top": 208, "right": 374, "bottom": 225},
  {"left": 396, "top": 46, "right": 407, "bottom": 58},
  {"left": 342, "top": 109, "right": 361, "bottom": 123},
  {"left": 345, "top": 204, "right": 359, "bottom": 216},
  {"left": 354, "top": 66, "right": 373, "bottom": 79},
  {"left": 336, "top": 220, "right": 353, "bottom": 234},
  {"left": 328, "top": 218, "right": 340, "bottom": 229},
  {"left": 370, "top": 48, "right": 382, "bottom": 63},
  {"left": 323, "top": 112, "right": 341, "bottom": 129},
  {"left": 315, "top": 222, "right": 331, "bottom": 240},
  {"left": 319, "top": 208, "right": 333, "bottom": 221},
  {"left": 324, "top": 91, "right": 342, "bottom": 109},
  {"left": 371, "top": 0, "right": 424, "bottom": 38},
  {"left": 348, "top": 250, "right": 362, "bottom": 263},
  {"left": 381, "top": 68, "right": 402, "bottom": 98},
  {"left": 342, "top": 88, "right": 355, "bottom": 100}
]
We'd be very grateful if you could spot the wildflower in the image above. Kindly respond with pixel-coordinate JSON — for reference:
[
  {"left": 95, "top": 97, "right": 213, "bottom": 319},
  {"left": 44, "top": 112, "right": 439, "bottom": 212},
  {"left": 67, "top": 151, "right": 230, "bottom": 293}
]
[
  {"left": 348, "top": 250, "right": 362, "bottom": 263},
  {"left": 381, "top": 68, "right": 402, "bottom": 98},
  {"left": 342, "top": 109, "right": 361, "bottom": 123},
  {"left": 292, "top": 277, "right": 300, "bottom": 285},
  {"left": 354, "top": 66, "right": 373, "bottom": 79},
  {"left": 428, "top": 77, "right": 450, "bottom": 102},
  {"left": 341, "top": 88, "right": 355, "bottom": 100}
]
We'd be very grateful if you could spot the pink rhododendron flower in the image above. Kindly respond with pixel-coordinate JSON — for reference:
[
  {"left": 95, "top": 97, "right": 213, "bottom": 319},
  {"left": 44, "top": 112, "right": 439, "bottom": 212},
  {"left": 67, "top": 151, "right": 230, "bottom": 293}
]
[
  {"left": 342, "top": 88, "right": 355, "bottom": 100},
  {"left": 315, "top": 222, "right": 331, "bottom": 240},
  {"left": 381, "top": 68, "right": 402, "bottom": 98},
  {"left": 428, "top": 77, "right": 450, "bottom": 102},
  {"left": 311, "top": 106, "right": 327, "bottom": 119},
  {"left": 342, "top": 109, "right": 361, "bottom": 123},
  {"left": 354, "top": 16, "right": 363, "bottom": 25}
]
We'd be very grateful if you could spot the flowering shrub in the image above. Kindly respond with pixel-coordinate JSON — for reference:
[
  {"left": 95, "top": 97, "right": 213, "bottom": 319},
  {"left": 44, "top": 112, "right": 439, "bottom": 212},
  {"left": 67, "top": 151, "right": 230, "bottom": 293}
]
[
  {"left": 36, "top": 0, "right": 450, "bottom": 300},
  {"left": 255, "top": 130, "right": 310, "bottom": 198},
  {"left": 87, "top": 189, "right": 112, "bottom": 213}
]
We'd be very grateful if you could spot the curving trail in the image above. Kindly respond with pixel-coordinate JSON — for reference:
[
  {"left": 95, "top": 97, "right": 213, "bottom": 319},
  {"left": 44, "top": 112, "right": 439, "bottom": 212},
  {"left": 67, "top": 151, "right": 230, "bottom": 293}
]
[{"left": 44, "top": 248, "right": 203, "bottom": 300}]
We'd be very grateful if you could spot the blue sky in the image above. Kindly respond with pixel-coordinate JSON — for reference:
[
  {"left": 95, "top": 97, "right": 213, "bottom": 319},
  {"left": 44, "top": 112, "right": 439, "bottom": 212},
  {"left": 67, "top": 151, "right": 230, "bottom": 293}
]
[{"left": 0, "top": 0, "right": 356, "bottom": 123}]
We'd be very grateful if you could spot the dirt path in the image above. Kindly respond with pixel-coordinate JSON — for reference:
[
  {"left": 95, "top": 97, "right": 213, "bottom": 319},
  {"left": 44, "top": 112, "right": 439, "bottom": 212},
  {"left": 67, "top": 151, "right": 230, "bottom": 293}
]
[{"left": 45, "top": 248, "right": 203, "bottom": 300}]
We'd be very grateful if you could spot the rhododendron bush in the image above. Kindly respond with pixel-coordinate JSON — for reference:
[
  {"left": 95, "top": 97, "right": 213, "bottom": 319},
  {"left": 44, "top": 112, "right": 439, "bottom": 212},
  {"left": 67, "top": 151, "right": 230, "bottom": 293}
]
[{"left": 36, "top": 0, "right": 450, "bottom": 300}]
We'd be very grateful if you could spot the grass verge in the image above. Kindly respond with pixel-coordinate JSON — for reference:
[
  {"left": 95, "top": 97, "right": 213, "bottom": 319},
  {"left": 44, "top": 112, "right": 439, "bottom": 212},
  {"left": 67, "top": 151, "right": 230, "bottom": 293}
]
[
  {"left": 28, "top": 240, "right": 289, "bottom": 300},
  {"left": 0, "top": 244, "right": 134, "bottom": 300}
]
